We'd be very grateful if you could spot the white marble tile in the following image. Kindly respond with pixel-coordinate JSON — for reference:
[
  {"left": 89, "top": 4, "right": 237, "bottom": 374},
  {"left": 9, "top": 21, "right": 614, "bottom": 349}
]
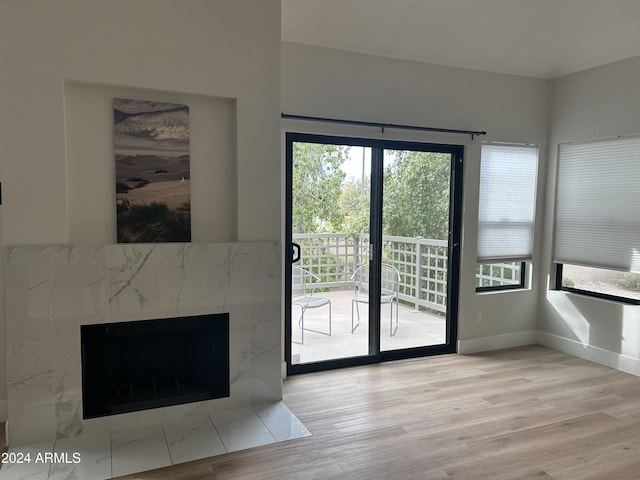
[
  {"left": 48, "top": 430, "right": 111, "bottom": 480},
  {"left": 51, "top": 246, "right": 108, "bottom": 341},
  {"left": 156, "top": 243, "right": 207, "bottom": 313},
  {"left": 108, "top": 243, "right": 209, "bottom": 319},
  {"left": 79, "top": 416, "right": 113, "bottom": 438},
  {"left": 107, "top": 244, "right": 160, "bottom": 316},
  {"left": 247, "top": 242, "right": 281, "bottom": 304},
  {"left": 7, "top": 344, "right": 57, "bottom": 446},
  {"left": 0, "top": 402, "right": 310, "bottom": 479},
  {"left": 159, "top": 400, "right": 209, "bottom": 422},
  {"left": 5, "top": 246, "right": 52, "bottom": 345},
  {"left": 187, "top": 394, "right": 242, "bottom": 417},
  {"left": 254, "top": 402, "right": 311, "bottom": 442},
  {"left": 209, "top": 406, "right": 276, "bottom": 452},
  {"left": 226, "top": 244, "right": 258, "bottom": 305},
  {"left": 227, "top": 304, "right": 253, "bottom": 389},
  {"left": 53, "top": 342, "right": 83, "bottom": 439},
  {"left": 101, "top": 407, "right": 164, "bottom": 433},
  {"left": 206, "top": 243, "right": 234, "bottom": 308},
  {"left": 163, "top": 415, "right": 226, "bottom": 465},
  {"left": 0, "top": 440, "right": 54, "bottom": 480},
  {"left": 111, "top": 424, "right": 171, "bottom": 477},
  {"left": 250, "top": 302, "right": 281, "bottom": 355},
  {"left": 249, "top": 302, "right": 281, "bottom": 396},
  {"left": 207, "top": 242, "right": 279, "bottom": 307}
]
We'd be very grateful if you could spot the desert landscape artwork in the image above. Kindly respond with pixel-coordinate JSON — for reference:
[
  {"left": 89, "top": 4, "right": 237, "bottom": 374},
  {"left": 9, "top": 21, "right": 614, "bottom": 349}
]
[{"left": 114, "top": 98, "right": 191, "bottom": 242}]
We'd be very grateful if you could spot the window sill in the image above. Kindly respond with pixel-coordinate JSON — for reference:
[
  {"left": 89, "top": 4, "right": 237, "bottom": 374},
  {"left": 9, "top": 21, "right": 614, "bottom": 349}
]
[
  {"left": 556, "top": 287, "right": 640, "bottom": 306},
  {"left": 476, "top": 287, "right": 530, "bottom": 296}
]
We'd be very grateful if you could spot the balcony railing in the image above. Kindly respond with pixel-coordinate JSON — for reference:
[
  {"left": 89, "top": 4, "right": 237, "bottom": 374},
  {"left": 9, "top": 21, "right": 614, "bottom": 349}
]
[{"left": 293, "top": 233, "right": 520, "bottom": 313}]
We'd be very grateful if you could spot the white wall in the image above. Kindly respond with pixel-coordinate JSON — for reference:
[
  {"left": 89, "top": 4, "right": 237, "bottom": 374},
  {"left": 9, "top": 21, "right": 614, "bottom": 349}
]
[
  {"left": 539, "top": 55, "right": 640, "bottom": 374},
  {"left": 282, "top": 42, "right": 550, "bottom": 351},
  {"left": 0, "top": 0, "right": 281, "bottom": 418},
  {"left": 0, "top": 0, "right": 281, "bottom": 244}
]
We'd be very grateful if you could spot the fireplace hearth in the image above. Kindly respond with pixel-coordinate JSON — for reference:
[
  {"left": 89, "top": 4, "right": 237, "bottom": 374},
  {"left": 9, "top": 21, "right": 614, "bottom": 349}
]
[{"left": 81, "top": 313, "right": 230, "bottom": 418}]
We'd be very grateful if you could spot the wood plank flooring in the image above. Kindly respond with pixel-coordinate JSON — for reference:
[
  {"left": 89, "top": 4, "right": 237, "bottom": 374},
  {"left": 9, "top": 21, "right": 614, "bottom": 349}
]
[{"left": 115, "top": 345, "right": 640, "bottom": 479}]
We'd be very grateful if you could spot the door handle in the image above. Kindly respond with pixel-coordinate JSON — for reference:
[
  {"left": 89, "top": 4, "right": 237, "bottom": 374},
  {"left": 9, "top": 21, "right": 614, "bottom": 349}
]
[{"left": 292, "top": 243, "right": 301, "bottom": 263}]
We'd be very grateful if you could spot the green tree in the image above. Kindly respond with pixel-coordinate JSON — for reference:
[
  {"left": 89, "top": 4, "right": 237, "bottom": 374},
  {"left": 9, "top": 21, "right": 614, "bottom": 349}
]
[
  {"left": 383, "top": 150, "right": 451, "bottom": 240},
  {"left": 292, "top": 142, "right": 348, "bottom": 233},
  {"left": 339, "top": 178, "right": 369, "bottom": 237}
]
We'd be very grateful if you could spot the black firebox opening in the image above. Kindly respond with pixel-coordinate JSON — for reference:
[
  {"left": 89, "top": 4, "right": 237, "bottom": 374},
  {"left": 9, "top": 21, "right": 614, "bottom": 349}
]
[{"left": 81, "top": 313, "right": 229, "bottom": 418}]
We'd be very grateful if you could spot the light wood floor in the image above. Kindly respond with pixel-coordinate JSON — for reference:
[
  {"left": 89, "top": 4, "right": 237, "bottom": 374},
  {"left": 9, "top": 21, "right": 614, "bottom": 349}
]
[{"left": 115, "top": 345, "right": 640, "bottom": 479}]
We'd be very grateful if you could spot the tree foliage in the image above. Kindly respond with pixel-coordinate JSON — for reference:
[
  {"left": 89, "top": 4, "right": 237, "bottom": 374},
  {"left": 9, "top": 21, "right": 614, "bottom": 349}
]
[
  {"left": 339, "top": 178, "right": 370, "bottom": 237},
  {"left": 292, "top": 142, "right": 347, "bottom": 233},
  {"left": 382, "top": 150, "right": 451, "bottom": 240},
  {"left": 292, "top": 144, "right": 451, "bottom": 241}
]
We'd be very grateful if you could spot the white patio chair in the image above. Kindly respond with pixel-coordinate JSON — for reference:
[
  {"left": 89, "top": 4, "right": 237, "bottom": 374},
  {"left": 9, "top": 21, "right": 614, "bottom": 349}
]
[
  {"left": 351, "top": 264, "right": 400, "bottom": 336},
  {"left": 292, "top": 266, "right": 332, "bottom": 344}
]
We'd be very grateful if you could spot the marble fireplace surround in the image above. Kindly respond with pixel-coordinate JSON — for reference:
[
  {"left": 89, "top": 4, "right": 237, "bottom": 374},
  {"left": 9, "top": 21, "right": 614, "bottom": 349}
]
[{"left": 5, "top": 241, "right": 282, "bottom": 446}]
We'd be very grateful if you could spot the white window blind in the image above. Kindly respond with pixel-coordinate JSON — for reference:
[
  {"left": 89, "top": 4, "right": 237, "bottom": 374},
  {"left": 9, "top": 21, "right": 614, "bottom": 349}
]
[
  {"left": 477, "top": 144, "right": 538, "bottom": 263},
  {"left": 554, "top": 137, "right": 640, "bottom": 274}
]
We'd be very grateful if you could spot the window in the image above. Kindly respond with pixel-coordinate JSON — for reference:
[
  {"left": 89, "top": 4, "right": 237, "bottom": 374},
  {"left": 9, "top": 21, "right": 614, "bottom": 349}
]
[
  {"left": 476, "top": 261, "right": 525, "bottom": 291},
  {"left": 554, "top": 136, "right": 640, "bottom": 304},
  {"left": 557, "top": 264, "right": 640, "bottom": 304},
  {"left": 476, "top": 143, "right": 538, "bottom": 291}
]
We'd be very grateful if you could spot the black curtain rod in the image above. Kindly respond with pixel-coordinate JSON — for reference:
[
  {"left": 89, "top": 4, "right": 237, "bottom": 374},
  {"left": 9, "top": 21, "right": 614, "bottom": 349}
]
[{"left": 281, "top": 113, "right": 487, "bottom": 139}]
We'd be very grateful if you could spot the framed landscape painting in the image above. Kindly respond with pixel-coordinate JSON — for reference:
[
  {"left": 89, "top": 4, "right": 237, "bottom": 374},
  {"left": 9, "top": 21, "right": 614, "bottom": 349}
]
[{"left": 114, "top": 98, "right": 191, "bottom": 243}]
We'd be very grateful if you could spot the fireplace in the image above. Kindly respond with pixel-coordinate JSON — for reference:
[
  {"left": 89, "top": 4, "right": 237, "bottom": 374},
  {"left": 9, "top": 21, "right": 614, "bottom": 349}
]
[
  {"left": 6, "top": 242, "right": 280, "bottom": 446},
  {"left": 81, "top": 313, "right": 230, "bottom": 418}
]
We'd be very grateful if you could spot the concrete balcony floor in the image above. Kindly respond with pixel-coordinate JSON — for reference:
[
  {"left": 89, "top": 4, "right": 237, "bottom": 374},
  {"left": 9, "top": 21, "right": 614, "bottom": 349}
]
[{"left": 291, "top": 288, "right": 447, "bottom": 365}]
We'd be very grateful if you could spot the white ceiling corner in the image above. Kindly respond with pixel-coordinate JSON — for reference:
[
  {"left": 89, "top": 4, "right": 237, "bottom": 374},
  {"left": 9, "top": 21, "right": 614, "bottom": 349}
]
[{"left": 282, "top": 0, "right": 640, "bottom": 79}]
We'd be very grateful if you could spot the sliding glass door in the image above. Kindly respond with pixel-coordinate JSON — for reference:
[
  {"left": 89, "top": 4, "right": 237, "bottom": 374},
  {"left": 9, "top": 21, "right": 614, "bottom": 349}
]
[
  {"left": 380, "top": 149, "right": 455, "bottom": 353},
  {"left": 285, "top": 133, "right": 462, "bottom": 374},
  {"left": 288, "top": 140, "right": 372, "bottom": 364}
]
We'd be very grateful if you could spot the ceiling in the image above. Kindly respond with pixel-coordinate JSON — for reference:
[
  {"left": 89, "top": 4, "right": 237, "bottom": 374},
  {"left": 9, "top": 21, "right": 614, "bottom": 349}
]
[{"left": 281, "top": 0, "right": 640, "bottom": 79}]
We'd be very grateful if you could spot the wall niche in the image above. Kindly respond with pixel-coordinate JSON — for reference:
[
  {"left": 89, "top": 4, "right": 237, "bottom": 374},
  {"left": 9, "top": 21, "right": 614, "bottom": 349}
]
[{"left": 64, "top": 81, "right": 238, "bottom": 244}]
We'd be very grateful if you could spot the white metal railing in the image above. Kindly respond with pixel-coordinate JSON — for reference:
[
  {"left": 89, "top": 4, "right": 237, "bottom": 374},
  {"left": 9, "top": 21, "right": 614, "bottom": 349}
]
[
  {"left": 291, "top": 233, "right": 355, "bottom": 288},
  {"left": 476, "top": 262, "right": 523, "bottom": 288},
  {"left": 381, "top": 235, "right": 448, "bottom": 313},
  {"left": 292, "top": 233, "right": 520, "bottom": 313}
]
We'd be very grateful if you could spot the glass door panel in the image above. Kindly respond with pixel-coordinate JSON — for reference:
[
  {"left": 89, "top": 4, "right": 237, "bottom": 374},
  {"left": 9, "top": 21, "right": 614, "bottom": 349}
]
[
  {"left": 380, "top": 150, "right": 452, "bottom": 352},
  {"left": 286, "top": 133, "right": 461, "bottom": 374},
  {"left": 290, "top": 141, "right": 372, "bottom": 365}
]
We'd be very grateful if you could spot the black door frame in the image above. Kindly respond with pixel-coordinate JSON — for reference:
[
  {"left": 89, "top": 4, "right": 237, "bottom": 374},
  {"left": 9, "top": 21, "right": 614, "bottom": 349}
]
[{"left": 285, "top": 132, "right": 463, "bottom": 375}]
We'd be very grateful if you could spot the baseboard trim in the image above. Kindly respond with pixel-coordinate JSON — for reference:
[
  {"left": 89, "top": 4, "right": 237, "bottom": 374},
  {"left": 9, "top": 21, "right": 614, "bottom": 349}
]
[
  {"left": 458, "top": 331, "right": 640, "bottom": 377},
  {"left": 537, "top": 332, "right": 640, "bottom": 377},
  {"left": 457, "top": 331, "right": 538, "bottom": 354}
]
